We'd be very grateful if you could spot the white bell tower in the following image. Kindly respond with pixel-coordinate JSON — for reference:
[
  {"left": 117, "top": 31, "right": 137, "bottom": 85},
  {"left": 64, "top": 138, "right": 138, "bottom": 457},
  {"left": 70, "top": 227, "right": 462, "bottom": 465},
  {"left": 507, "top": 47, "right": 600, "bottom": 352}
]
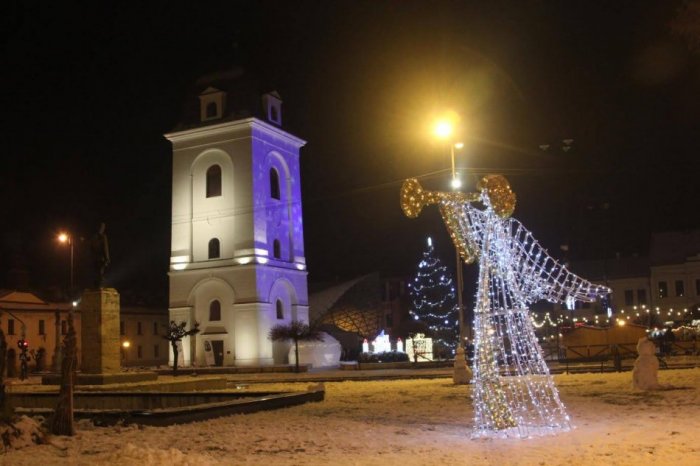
[{"left": 165, "top": 88, "right": 309, "bottom": 367}]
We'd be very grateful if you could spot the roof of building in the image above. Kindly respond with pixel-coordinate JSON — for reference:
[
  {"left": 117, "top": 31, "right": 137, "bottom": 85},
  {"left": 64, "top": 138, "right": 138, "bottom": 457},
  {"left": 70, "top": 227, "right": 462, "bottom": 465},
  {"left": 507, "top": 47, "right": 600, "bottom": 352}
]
[
  {"left": 0, "top": 290, "right": 71, "bottom": 311},
  {"left": 650, "top": 230, "right": 700, "bottom": 265},
  {"left": 172, "top": 67, "right": 281, "bottom": 132},
  {"left": 569, "top": 256, "right": 650, "bottom": 281}
]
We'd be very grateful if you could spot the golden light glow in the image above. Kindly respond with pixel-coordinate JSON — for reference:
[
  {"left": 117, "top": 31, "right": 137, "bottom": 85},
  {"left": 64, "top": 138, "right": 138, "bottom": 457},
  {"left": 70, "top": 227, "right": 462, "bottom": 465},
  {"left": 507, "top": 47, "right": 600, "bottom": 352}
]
[
  {"left": 433, "top": 120, "right": 453, "bottom": 139},
  {"left": 432, "top": 110, "right": 460, "bottom": 140},
  {"left": 454, "top": 142, "right": 464, "bottom": 149},
  {"left": 58, "top": 232, "right": 69, "bottom": 243},
  {"left": 122, "top": 341, "right": 130, "bottom": 348}
]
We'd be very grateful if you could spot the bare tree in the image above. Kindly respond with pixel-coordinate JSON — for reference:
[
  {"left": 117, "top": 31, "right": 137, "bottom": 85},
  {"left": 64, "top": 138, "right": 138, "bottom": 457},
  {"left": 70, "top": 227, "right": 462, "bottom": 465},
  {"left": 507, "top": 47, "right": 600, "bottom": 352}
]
[
  {"left": 268, "top": 320, "right": 323, "bottom": 372},
  {"left": 50, "top": 311, "right": 77, "bottom": 436},
  {"left": 0, "top": 327, "right": 8, "bottom": 421},
  {"left": 163, "top": 321, "right": 200, "bottom": 375}
]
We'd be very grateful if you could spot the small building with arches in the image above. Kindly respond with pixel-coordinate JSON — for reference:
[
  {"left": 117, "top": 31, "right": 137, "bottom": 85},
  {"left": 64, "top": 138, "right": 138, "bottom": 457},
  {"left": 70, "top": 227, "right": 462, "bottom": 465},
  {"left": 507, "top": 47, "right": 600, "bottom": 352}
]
[{"left": 165, "top": 70, "right": 309, "bottom": 367}]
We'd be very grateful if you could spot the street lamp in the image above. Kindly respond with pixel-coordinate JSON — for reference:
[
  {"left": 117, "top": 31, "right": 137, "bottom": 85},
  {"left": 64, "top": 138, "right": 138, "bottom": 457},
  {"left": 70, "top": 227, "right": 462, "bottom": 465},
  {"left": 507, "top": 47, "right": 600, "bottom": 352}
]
[
  {"left": 432, "top": 116, "right": 468, "bottom": 347},
  {"left": 57, "top": 232, "right": 74, "bottom": 298}
]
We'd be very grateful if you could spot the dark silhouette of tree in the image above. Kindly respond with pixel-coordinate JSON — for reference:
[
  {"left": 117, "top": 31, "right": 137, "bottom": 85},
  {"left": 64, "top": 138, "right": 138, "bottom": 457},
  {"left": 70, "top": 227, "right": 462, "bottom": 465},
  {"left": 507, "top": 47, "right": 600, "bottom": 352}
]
[
  {"left": 163, "top": 321, "right": 200, "bottom": 375},
  {"left": 672, "top": 1, "right": 700, "bottom": 51},
  {"left": 50, "top": 311, "right": 77, "bottom": 436},
  {"left": 268, "top": 320, "right": 323, "bottom": 372},
  {"left": 0, "top": 327, "right": 8, "bottom": 421}
]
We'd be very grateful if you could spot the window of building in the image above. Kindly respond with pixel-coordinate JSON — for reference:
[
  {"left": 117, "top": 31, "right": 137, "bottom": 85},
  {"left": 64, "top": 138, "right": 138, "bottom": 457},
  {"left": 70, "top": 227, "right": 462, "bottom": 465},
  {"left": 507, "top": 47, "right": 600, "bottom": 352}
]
[
  {"left": 696, "top": 278, "right": 700, "bottom": 296},
  {"left": 8, "top": 319, "right": 14, "bottom": 335},
  {"left": 61, "top": 320, "right": 67, "bottom": 335},
  {"left": 276, "top": 299, "right": 284, "bottom": 319},
  {"left": 209, "top": 300, "right": 221, "bottom": 321},
  {"left": 154, "top": 344, "right": 160, "bottom": 358},
  {"left": 206, "top": 102, "right": 218, "bottom": 119},
  {"left": 153, "top": 321, "right": 158, "bottom": 335},
  {"left": 208, "top": 238, "right": 220, "bottom": 259},
  {"left": 270, "top": 105, "right": 278, "bottom": 123},
  {"left": 273, "top": 239, "right": 281, "bottom": 259},
  {"left": 675, "top": 280, "right": 685, "bottom": 297},
  {"left": 637, "top": 289, "right": 647, "bottom": 305},
  {"left": 270, "top": 168, "right": 281, "bottom": 200},
  {"left": 120, "top": 321, "right": 125, "bottom": 335},
  {"left": 624, "top": 290, "right": 634, "bottom": 306},
  {"left": 386, "top": 314, "right": 394, "bottom": 327},
  {"left": 137, "top": 345, "right": 142, "bottom": 359},
  {"left": 206, "top": 165, "right": 222, "bottom": 198},
  {"left": 137, "top": 322, "right": 142, "bottom": 335},
  {"left": 658, "top": 281, "right": 668, "bottom": 299},
  {"left": 39, "top": 320, "right": 45, "bottom": 335}
]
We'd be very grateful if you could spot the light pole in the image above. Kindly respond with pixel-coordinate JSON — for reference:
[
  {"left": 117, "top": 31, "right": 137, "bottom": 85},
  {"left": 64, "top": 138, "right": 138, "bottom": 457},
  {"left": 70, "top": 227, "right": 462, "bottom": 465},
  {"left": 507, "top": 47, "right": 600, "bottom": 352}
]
[
  {"left": 57, "top": 232, "right": 74, "bottom": 298},
  {"left": 433, "top": 116, "right": 468, "bottom": 348}
]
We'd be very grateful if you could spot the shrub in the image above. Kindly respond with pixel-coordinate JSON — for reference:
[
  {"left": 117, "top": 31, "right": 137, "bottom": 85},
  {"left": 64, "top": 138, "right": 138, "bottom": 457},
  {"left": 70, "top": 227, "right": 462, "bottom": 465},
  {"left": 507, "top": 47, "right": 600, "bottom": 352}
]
[{"left": 359, "top": 351, "right": 409, "bottom": 363}]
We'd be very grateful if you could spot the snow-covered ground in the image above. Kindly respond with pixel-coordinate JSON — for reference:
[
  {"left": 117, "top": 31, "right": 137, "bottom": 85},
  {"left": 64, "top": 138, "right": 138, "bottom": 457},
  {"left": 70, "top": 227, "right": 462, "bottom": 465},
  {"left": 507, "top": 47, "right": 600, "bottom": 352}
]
[{"left": 3, "top": 368, "right": 699, "bottom": 465}]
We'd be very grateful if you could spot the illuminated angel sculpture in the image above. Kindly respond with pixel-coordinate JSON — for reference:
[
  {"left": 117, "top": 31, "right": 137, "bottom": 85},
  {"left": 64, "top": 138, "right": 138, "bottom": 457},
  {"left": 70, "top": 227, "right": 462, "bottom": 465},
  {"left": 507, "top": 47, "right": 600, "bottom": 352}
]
[{"left": 401, "top": 175, "right": 610, "bottom": 438}]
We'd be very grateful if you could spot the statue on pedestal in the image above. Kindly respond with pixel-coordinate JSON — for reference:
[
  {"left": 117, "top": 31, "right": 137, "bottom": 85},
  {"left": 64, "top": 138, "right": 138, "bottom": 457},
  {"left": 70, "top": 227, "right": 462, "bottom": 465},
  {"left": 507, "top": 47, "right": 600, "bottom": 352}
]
[{"left": 90, "top": 223, "right": 110, "bottom": 289}]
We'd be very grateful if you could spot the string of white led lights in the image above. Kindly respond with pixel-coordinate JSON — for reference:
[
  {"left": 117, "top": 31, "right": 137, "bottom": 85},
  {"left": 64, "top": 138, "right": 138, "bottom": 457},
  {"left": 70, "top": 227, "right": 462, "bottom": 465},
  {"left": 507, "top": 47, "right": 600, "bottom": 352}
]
[{"left": 452, "top": 193, "right": 609, "bottom": 438}]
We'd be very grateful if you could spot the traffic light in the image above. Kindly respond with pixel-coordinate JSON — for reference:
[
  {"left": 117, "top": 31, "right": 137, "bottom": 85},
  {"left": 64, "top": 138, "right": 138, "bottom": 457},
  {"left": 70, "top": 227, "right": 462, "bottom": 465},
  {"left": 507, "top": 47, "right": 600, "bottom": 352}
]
[{"left": 17, "top": 339, "right": 28, "bottom": 350}]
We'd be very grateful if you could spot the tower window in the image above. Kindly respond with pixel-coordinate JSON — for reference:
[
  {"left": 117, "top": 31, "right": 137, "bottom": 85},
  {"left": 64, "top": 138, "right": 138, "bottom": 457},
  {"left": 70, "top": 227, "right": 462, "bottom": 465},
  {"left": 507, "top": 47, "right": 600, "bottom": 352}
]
[
  {"left": 206, "top": 102, "right": 218, "bottom": 118},
  {"left": 206, "top": 165, "right": 222, "bottom": 198},
  {"left": 276, "top": 299, "right": 284, "bottom": 319},
  {"left": 208, "top": 238, "right": 220, "bottom": 259},
  {"left": 270, "top": 105, "right": 278, "bottom": 123},
  {"left": 270, "top": 168, "right": 281, "bottom": 200},
  {"left": 658, "top": 281, "right": 668, "bottom": 299},
  {"left": 210, "top": 300, "right": 221, "bottom": 321},
  {"left": 273, "top": 239, "right": 281, "bottom": 259}
]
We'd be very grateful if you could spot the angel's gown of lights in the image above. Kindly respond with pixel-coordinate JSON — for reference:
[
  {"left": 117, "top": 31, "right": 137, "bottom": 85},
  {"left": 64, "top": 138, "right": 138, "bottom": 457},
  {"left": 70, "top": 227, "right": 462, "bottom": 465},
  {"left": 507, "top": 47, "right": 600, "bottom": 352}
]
[{"left": 453, "top": 198, "right": 607, "bottom": 438}]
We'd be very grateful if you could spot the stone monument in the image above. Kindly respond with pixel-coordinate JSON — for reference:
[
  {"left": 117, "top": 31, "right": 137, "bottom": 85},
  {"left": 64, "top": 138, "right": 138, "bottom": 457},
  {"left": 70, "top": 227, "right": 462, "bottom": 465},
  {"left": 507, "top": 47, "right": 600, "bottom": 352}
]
[
  {"left": 79, "top": 288, "right": 122, "bottom": 381},
  {"left": 44, "top": 224, "right": 157, "bottom": 385}
]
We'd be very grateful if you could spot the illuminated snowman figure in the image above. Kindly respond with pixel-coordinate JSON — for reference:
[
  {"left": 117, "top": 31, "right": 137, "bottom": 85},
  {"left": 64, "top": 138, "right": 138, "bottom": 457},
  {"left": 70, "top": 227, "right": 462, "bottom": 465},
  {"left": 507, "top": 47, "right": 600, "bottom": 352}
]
[{"left": 401, "top": 175, "right": 609, "bottom": 438}]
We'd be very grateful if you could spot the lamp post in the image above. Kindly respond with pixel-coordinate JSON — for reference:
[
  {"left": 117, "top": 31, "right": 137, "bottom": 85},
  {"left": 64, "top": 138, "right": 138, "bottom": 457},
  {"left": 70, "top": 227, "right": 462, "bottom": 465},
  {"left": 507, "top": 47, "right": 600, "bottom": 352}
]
[
  {"left": 433, "top": 116, "right": 468, "bottom": 348},
  {"left": 57, "top": 232, "right": 74, "bottom": 298}
]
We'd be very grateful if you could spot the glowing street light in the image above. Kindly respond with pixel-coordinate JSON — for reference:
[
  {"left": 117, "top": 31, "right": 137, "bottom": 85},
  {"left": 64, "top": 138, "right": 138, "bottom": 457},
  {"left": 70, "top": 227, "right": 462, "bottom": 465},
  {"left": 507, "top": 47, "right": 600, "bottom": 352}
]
[
  {"left": 433, "top": 120, "right": 453, "bottom": 139},
  {"left": 432, "top": 113, "right": 468, "bottom": 345}
]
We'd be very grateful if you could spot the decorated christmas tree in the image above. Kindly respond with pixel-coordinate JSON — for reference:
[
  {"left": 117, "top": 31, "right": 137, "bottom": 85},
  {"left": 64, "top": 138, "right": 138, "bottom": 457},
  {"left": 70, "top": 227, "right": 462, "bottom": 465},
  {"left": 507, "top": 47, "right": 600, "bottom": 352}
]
[{"left": 408, "top": 237, "right": 459, "bottom": 354}]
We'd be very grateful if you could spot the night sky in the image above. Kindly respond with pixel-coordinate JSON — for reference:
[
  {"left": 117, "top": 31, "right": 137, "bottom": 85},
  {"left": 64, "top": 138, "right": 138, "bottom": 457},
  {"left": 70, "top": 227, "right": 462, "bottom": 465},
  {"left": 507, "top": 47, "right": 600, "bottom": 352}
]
[{"left": 2, "top": 1, "right": 700, "bottom": 304}]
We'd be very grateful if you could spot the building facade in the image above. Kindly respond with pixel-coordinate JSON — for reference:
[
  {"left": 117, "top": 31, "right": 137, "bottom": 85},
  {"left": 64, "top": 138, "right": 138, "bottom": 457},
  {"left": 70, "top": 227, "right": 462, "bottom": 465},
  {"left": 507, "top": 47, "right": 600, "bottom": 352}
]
[
  {"left": 166, "top": 81, "right": 309, "bottom": 367},
  {"left": 1, "top": 290, "right": 168, "bottom": 375}
]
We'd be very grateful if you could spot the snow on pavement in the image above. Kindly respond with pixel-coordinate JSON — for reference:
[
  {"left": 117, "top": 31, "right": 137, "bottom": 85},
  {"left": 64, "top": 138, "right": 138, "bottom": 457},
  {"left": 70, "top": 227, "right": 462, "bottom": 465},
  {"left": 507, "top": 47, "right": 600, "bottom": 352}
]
[{"left": 2, "top": 368, "right": 699, "bottom": 465}]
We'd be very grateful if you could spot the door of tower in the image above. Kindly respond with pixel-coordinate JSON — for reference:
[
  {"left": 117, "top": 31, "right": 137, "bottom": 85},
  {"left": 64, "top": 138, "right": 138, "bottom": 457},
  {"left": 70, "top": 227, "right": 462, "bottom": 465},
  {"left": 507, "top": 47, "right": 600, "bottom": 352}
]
[{"left": 212, "top": 340, "right": 224, "bottom": 366}]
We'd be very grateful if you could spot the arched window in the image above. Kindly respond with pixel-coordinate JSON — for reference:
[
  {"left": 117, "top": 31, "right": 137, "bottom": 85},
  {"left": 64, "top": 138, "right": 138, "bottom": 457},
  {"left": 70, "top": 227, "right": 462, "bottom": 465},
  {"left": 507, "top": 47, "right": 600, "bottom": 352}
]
[
  {"left": 273, "top": 239, "right": 281, "bottom": 259},
  {"left": 206, "top": 165, "right": 222, "bottom": 198},
  {"left": 270, "top": 168, "right": 281, "bottom": 200},
  {"left": 209, "top": 300, "right": 221, "bottom": 321},
  {"left": 206, "top": 102, "right": 218, "bottom": 118},
  {"left": 208, "top": 238, "right": 220, "bottom": 259},
  {"left": 276, "top": 299, "right": 284, "bottom": 319}
]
